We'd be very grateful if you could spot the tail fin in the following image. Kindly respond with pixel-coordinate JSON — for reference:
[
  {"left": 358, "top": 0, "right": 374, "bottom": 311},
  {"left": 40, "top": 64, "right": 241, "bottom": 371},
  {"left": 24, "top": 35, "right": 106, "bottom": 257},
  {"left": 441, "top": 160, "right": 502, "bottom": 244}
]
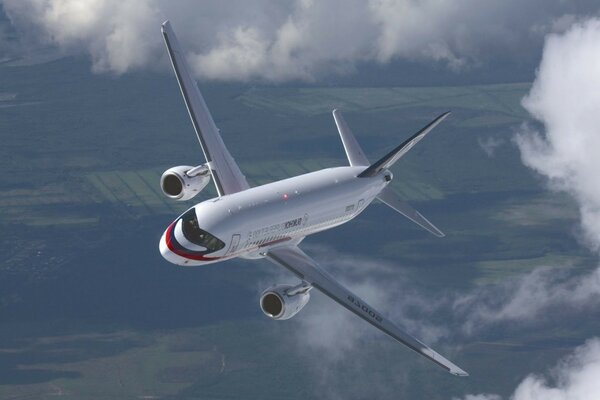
[
  {"left": 332, "top": 109, "right": 369, "bottom": 167},
  {"left": 358, "top": 112, "right": 450, "bottom": 178},
  {"left": 377, "top": 187, "right": 444, "bottom": 237}
]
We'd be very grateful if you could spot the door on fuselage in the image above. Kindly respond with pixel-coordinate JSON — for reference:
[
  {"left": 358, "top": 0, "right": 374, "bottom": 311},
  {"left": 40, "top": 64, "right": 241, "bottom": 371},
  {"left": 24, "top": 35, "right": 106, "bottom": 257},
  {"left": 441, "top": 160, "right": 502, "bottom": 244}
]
[{"left": 227, "top": 234, "right": 241, "bottom": 255}]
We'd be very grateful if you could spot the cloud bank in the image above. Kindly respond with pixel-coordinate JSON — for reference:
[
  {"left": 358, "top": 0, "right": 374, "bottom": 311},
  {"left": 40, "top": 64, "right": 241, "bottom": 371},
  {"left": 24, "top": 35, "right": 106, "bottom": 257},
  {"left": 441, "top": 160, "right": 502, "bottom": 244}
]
[
  {"left": 457, "top": 338, "right": 600, "bottom": 400},
  {"left": 1, "top": 0, "right": 599, "bottom": 81},
  {"left": 516, "top": 18, "right": 600, "bottom": 252},
  {"left": 459, "top": 17, "right": 600, "bottom": 400},
  {"left": 469, "top": 16, "right": 600, "bottom": 333},
  {"left": 451, "top": 16, "right": 600, "bottom": 337},
  {"left": 454, "top": 267, "right": 600, "bottom": 334}
]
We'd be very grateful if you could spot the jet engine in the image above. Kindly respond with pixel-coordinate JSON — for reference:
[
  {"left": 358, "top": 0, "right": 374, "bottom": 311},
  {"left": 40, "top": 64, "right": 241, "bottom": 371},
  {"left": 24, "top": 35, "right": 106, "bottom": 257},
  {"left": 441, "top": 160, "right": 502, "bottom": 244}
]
[
  {"left": 260, "top": 283, "right": 311, "bottom": 320},
  {"left": 160, "top": 165, "right": 211, "bottom": 201}
]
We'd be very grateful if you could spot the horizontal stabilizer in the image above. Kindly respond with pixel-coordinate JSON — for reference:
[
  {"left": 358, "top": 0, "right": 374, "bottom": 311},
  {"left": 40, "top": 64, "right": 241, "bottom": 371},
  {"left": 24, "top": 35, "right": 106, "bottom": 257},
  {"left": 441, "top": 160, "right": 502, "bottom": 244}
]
[
  {"left": 359, "top": 112, "right": 450, "bottom": 178},
  {"left": 377, "top": 187, "right": 444, "bottom": 237},
  {"left": 332, "top": 109, "right": 369, "bottom": 167}
]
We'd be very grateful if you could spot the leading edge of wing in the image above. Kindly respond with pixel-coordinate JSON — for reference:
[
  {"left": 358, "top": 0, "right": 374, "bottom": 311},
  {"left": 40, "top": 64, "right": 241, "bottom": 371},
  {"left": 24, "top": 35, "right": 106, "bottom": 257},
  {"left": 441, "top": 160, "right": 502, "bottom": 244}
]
[
  {"left": 265, "top": 246, "right": 468, "bottom": 377},
  {"left": 358, "top": 112, "right": 450, "bottom": 178},
  {"left": 161, "top": 21, "right": 249, "bottom": 196}
]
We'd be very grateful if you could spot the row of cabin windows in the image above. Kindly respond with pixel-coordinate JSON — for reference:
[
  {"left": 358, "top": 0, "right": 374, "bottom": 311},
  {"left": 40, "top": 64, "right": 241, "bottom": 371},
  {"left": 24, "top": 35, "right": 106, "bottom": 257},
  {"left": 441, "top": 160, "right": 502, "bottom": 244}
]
[
  {"left": 244, "top": 202, "right": 362, "bottom": 249},
  {"left": 247, "top": 234, "right": 285, "bottom": 248}
]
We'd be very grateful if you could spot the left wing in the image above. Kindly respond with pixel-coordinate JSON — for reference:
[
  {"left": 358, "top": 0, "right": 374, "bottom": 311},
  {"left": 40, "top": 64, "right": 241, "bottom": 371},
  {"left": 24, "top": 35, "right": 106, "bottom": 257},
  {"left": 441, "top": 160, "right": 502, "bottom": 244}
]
[
  {"left": 161, "top": 21, "right": 249, "bottom": 196},
  {"left": 266, "top": 246, "right": 468, "bottom": 376}
]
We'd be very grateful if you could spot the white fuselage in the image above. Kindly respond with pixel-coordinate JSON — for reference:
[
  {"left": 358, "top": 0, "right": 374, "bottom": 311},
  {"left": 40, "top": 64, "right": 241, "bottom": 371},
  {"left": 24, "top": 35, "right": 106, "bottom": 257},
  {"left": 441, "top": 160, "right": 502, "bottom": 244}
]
[{"left": 160, "top": 166, "right": 391, "bottom": 266}]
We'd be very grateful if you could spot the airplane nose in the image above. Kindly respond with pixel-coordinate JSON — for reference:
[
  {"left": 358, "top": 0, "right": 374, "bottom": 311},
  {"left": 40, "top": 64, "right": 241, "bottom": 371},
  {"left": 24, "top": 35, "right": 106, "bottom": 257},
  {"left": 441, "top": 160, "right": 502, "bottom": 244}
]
[
  {"left": 159, "top": 228, "right": 179, "bottom": 264},
  {"left": 159, "top": 223, "right": 190, "bottom": 266},
  {"left": 159, "top": 230, "right": 170, "bottom": 259}
]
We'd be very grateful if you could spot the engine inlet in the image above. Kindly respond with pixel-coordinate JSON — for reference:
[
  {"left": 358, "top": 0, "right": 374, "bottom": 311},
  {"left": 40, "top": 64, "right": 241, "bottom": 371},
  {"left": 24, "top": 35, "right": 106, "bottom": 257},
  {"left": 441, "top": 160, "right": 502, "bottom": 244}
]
[
  {"left": 261, "top": 293, "right": 283, "bottom": 317},
  {"left": 162, "top": 174, "right": 183, "bottom": 197}
]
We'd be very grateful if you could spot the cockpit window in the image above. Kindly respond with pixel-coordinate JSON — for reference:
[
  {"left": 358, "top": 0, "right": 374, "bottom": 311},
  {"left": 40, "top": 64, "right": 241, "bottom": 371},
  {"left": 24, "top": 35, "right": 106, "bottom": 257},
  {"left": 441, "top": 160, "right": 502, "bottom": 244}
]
[{"left": 180, "top": 209, "right": 225, "bottom": 252}]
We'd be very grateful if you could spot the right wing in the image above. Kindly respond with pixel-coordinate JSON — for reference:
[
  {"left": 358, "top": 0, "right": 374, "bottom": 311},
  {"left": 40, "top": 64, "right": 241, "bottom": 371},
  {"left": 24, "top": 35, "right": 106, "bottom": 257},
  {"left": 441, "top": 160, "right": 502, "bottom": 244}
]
[
  {"left": 266, "top": 246, "right": 468, "bottom": 376},
  {"left": 161, "top": 21, "right": 249, "bottom": 196}
]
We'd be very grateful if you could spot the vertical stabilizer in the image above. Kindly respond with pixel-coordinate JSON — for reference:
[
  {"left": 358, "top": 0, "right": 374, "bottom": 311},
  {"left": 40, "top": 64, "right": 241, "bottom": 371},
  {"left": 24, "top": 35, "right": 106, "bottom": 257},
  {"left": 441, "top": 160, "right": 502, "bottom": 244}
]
[{"left": 332, "top": 109, "right": 369, "bottom": 167}]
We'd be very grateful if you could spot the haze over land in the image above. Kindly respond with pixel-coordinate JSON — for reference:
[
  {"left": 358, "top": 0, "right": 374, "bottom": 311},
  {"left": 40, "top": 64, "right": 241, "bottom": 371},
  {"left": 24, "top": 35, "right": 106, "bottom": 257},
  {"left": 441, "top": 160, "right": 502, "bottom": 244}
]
[{"left": 1, "top": 1, "right": 600, "bottom": 399}]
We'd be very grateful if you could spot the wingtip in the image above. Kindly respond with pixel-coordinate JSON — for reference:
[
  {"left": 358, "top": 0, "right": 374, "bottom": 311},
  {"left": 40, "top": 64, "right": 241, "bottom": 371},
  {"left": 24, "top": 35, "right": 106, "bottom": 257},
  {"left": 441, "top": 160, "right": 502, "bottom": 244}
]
[
  {"left": 161, "top": 20, "right": 170, "bottom": 30},
  {"left": 452, "top": 369, "right": 469, "bottom": 377},
  {"left": 439, "top": 111, "right": 451, "bottom": 120},
  {"left": 448, "top": 364, "right": 469, "bottom": 377}
]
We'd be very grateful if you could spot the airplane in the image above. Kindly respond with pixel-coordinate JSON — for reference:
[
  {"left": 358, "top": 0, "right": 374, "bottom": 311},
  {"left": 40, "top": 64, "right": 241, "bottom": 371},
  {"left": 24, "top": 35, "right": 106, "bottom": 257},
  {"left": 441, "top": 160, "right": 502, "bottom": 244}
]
[{"left": 158, "top": 20, "right": 468, "bottom": 377}]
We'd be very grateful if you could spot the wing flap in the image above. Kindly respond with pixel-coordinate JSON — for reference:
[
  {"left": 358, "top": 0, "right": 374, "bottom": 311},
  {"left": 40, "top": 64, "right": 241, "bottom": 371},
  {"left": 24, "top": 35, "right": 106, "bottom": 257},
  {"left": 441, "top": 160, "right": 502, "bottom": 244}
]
[
  {"left": 266, "top": 246, "right": 468, "bottom": 376},
  {"left": 161, "top": 21, "right": 249, "bottom": 196}
]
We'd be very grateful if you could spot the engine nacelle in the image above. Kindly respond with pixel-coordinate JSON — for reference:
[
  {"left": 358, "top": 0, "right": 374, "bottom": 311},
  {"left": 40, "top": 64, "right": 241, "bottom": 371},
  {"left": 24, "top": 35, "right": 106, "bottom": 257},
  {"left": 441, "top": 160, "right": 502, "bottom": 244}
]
[
  {"left": 260, "top": 284, "right": 311, "bottom": 320},
  {"left": 160, "top": 165, "right": 211, "bottom": 201}
]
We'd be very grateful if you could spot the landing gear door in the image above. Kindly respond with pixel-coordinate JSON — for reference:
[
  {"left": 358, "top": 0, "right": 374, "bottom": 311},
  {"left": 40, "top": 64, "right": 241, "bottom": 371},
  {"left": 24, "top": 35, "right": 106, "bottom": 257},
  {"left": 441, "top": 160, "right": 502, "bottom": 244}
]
[{"left": 227, "top": 234, "right": 241, "bottom": 255}]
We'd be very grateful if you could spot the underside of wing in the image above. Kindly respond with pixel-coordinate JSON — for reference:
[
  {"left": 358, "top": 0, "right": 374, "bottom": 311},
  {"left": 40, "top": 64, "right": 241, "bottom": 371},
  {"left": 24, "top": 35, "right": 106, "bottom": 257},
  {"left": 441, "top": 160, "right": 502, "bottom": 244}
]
[
  {"left": 161, "top": 21, "right": 249, "bottom": 196},
  {"left": 265, "top": 246, "right": 468, "bottom": 377}
]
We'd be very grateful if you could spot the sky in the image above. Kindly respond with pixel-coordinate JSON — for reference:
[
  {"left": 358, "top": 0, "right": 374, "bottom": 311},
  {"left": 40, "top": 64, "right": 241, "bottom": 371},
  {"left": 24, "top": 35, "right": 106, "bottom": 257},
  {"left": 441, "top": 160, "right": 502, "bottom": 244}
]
[{"left": 2, "top": 1, "right": 600, "bottom": 399}]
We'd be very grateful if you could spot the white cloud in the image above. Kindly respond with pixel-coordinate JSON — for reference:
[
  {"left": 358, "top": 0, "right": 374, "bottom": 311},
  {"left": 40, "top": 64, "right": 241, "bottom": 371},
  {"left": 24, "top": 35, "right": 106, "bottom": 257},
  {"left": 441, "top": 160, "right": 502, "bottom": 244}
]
[
  {"left": 461, "top": 17, "right": 600, "bottom": 334},
  {"left": 254, "top": 245, "right": 452, "bottom": 398},
  {"left": 456, "top": 18, "right": 600, "bottom": 400},
  {"left": 1, "top": 0, "right": 599, "bottom": 81},
  {"left": 456, "top": 19, "right": 600, "bottom": 331},
  {"left": 478, "top": 136, "right": 504, "bottom": 157},
  {"left": 290, "top": 245, "right": 448, "bottom": 344},
  {"left": 2, "top": 0, "right": 163, "bottom": 73},
  {"left": 458, "top": 338, "right": 600, "bottom": 400},
  {"left": 516, "top": 18, "right": 600, "bottom": 252},
  {"left": 453, "top": 267, "right": 600, "bottom": 335},
  {"left": 265, "top": 246, "right": 597, "bottom": 344},
  {"left": 454, "top": 395, "right": 501, "bottom": 400},
  {"left": 256, "top": 245, "right": 599, "bottom": 398}
]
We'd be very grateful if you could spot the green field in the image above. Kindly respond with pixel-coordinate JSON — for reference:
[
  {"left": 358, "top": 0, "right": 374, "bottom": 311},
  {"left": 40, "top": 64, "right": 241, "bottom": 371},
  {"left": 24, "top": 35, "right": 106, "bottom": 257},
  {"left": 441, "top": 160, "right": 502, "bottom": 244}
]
[
  {"left": 239, "top": 84, "right": 530, "bottom": 122},
  {"left": 0, "top": 316, "right": 593, "bottom": 400}
]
